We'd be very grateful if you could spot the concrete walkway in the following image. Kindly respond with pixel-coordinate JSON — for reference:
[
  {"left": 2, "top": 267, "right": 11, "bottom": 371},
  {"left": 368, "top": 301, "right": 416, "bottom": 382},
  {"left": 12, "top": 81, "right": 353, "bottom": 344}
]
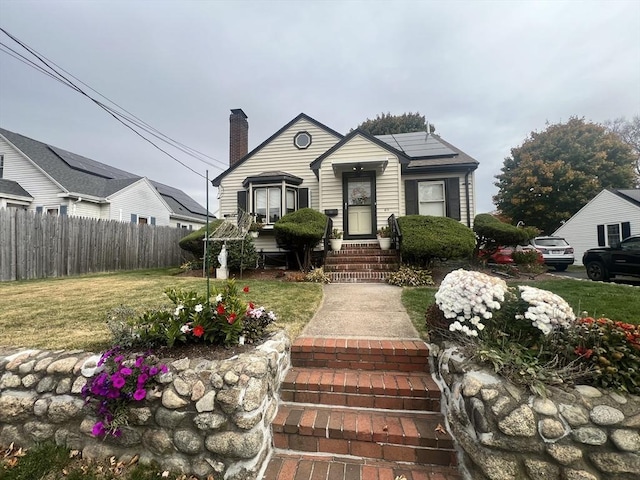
[{"left": 300, "top": 283, "right": 420, "bottom": 339}]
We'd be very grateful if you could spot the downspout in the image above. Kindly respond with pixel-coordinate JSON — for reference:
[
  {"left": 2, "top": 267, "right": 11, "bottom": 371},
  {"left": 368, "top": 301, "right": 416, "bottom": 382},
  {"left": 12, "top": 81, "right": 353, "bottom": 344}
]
[{"left": 465, "top": 169, "right": 472, "bottom": 227}]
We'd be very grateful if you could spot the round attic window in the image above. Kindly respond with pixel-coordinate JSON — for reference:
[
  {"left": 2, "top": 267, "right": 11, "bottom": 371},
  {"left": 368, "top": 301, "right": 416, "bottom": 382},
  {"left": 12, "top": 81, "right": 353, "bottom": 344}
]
[{"left": 294, "top": 131, "right": 311, "bottom": 150}]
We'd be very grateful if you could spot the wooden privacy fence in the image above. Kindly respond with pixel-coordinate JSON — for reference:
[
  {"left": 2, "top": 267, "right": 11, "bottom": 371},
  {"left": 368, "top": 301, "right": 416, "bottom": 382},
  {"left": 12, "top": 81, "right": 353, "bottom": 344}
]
[{"left": 0, "top": 208, "right": 192, "bottom": 281}]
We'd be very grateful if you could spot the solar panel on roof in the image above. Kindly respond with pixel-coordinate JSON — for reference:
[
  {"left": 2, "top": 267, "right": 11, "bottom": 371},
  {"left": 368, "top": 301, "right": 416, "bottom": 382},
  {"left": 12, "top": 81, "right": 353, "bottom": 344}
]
[
  {"left": 50, "top": 146, "right": 134, "bottom": 180},
  {"left": 375, "top": 132, "right": 456, "bottom": 158},
  {"left": 150, "top": 181, "right": 208, "bottom": 215}
]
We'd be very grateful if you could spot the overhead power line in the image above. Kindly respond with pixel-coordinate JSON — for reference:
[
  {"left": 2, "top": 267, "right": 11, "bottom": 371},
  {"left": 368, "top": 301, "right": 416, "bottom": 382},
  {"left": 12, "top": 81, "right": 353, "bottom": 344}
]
[{"left": 0, "top": 27, "right": 227, "bottom": 178}]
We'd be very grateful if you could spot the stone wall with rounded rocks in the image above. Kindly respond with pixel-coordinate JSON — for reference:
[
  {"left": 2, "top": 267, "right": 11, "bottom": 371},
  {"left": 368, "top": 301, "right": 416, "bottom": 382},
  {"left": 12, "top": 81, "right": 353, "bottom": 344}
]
[
  {"left": 0, "top": 331, "right": 290, "bottom": 479},
  {"left": 434, "top": 344, "right": 640, "bottom": 480}
]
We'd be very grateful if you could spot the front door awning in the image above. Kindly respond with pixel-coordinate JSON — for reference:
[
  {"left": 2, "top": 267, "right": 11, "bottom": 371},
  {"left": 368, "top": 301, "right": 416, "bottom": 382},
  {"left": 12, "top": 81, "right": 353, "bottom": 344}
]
[{"left": 331, "top": 159, "right": 388, "bottom": 177}]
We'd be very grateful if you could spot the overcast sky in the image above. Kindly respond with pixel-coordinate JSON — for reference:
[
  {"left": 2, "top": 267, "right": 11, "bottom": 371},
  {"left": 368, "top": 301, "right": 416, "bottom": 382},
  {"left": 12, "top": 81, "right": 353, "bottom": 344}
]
[{"left": 1, "top": 0, "right": 639, "bottom": 214}]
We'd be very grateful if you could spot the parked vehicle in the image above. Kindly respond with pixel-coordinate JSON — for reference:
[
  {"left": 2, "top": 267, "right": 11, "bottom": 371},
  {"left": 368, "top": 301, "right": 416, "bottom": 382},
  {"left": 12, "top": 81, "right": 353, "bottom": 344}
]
[
  {"left": 480, "top": 245, "right": 544, "bottom": 265},
  {"left": 582, "top": 235, "right": 640, "bottom": 281},
  {"left": 529, "top": 236, "right": 575, "bottom": 271}
]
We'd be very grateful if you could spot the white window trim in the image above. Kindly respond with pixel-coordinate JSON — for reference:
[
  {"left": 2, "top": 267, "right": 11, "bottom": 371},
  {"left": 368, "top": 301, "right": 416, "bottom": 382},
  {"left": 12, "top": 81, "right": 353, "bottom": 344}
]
[
  {"left": 250, "top": 181, "right": 299, "bottom": 225},
  {"left": 605, "top": 223, "right": 622, "bottom": 246},
  {"left": 417, "top": 180, "right": 446, "bottom": 217}
]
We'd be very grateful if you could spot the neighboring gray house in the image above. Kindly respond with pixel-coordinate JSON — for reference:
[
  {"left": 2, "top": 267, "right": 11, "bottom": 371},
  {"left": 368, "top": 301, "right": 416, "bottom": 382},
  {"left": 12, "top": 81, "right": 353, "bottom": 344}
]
[
  {"left": 553, "top": 188, "right": 640, "bottom": 260},
  {"left": 212, "top": 110, "right": 479, "bottom": 254},
  {"left": 0, "top": 128, "right": 210, "bottom": 229}
]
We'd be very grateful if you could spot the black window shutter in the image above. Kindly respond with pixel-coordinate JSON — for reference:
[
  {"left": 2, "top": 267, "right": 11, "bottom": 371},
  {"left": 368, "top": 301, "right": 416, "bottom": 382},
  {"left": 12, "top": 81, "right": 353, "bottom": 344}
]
[
  {"left": 36, "top": 206, "right": 43, "bottom": 214},
  {"left": 150, "top": 217, "right": 156, "bottom": 225},
  {"left": 298, "top": 188, "right": 309, "bottom": 209},
  {"left": 404, "top": 180, "right": 418, "bottom": 215},
  {"left": 597, "top": 224, "right": 605, "bottom": 246},
  {"left": 445, "top": 178, "right": 461, "bottom": 220},
  {"left": 622, "top": 221, "right": 631, "bottom": 239},
  {"left": 131, "top": 213, "right": 137, "bottom": 224},
  {"left": 59, "top": 205, "right": 68, "bottom": 216},
  {"left": 237, "top": 190, "right": 248, "bottom": 216}
]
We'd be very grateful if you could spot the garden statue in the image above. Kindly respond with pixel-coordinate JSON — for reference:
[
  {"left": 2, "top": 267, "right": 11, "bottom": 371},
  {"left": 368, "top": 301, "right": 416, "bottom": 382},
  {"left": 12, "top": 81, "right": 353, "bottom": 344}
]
[{"left": 218, "top": 244, "right": 228, "bottom": 268}]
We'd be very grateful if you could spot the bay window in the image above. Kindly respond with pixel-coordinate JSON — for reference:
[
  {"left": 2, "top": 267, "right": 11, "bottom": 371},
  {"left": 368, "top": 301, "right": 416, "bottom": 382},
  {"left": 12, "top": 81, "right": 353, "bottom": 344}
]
[{"left": 240, "top": 172, "right": 307, "bottom": 224}]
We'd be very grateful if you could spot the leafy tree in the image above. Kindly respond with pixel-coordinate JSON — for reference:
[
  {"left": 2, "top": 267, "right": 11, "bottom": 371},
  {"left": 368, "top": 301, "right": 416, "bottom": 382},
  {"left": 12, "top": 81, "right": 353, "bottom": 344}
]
[
  {"left": 354, "top": 112, "right": 435, "bottom": 135},
  {"left": 605, "top": 115, "right": 640, "bottom": 178},
  {"left": 274, "top": 208, "right": 327, "bottom": 272},
  {"left": 494, "top": 117, "right": 637, "bottom": 234}
]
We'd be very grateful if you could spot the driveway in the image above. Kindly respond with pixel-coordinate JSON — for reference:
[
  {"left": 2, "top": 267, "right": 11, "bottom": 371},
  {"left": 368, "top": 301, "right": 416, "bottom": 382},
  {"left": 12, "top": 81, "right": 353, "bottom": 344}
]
[{"left": 552, "top": 267, "right": 640, "bottom": 286}]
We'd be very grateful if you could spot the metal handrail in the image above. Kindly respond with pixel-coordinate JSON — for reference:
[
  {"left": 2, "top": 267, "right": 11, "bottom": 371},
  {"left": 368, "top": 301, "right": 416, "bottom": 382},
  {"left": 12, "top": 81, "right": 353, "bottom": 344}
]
[
  {"left": 322, "top": 216, "right": 333, "bottom": 266},
  {"left": 388, "top": 213, "right": 402, "bottom": 254}
]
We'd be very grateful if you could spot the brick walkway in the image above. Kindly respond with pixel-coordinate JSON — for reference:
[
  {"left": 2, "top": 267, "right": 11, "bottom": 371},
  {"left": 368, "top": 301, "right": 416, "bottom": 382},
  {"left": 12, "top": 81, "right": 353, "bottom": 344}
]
[{"left": 259, "top": 338, "right": 462, "bottom": 480}]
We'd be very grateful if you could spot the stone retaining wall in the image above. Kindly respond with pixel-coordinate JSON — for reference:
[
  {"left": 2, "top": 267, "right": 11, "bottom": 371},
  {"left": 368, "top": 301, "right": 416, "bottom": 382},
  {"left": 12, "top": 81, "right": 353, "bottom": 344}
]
[
  {"left": 434, "top": 344, "right": 640, "bottom": 480},
  {"left": 0, "top": 331, "right": 290, "bottom": 479}
]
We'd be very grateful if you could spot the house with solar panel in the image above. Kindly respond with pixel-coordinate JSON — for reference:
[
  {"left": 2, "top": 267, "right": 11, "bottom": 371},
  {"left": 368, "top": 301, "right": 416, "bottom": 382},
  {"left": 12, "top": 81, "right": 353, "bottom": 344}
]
[
  {"left": 212, "top": 110, "right": 479, "bottom": 279},
  {"left": 0, "top": 128, "right": 209, "bottom": 229}
]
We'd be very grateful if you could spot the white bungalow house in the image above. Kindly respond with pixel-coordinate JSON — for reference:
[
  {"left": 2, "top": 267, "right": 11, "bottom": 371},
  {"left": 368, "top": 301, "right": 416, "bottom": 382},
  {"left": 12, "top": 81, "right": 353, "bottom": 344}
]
[
  {"left": 0, "top": 128, "right": 210, "bottom": 229},
  {"left": 553, "top": 188, "right": 640, "bottom": 260},
  {"left": 212, "top": 110, "right": 478, "bottom": 258}
]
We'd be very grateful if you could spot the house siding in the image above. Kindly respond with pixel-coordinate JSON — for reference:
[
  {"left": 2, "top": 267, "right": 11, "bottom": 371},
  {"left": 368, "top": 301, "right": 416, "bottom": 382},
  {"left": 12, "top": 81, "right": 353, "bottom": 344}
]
[
  {"left": 553, "top": 190, "right": 640, "bottom": 260},
  {"left": 401, "top": 171, "right": 475, "bottom": 227},
  {"left": 107, "top": 179, "right": 171, "bottom": 225},
  {"left": 70, "top": 201, "right": 101, "bottom": 218},
  {"left": 218, "top": 119, "right": 341, "bottom": 218},
  {"left": 318, "top": 134, "right": 402, "bottom": 232},
  {"left": 0, "top": 136, "right": 64, "bottom": 211}
]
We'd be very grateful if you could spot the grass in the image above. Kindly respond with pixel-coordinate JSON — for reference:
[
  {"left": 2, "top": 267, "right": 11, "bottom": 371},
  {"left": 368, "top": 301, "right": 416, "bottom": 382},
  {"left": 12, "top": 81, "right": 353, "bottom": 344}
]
[
  {"left": 0, "top": 268, "right": 323, "bottom": 350},
  {"left": 400, "top": 278, "right": 640, "bottom": 336},
  {"left": 516, "top": 279, "right": 640, "bottom": 324},
  {"left": 0, "top": 441, "right": 194, "bottom": 480}
]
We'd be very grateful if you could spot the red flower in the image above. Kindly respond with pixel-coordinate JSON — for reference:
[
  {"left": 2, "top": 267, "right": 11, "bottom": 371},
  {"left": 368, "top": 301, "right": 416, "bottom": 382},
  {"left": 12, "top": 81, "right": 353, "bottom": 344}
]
[
  {"left": 248, "top": 302, "right": 255, "bottom": 310},
  {"left": 243, "top": 286, "right": 250, "bottom": 293},
  {"left": 217, "top": 304, "right": 225, "bottom": 315},
  {"left": 227, "top": 313, "right": 237, "bottom": 324},
  {"left": 574, "top": 346, "right": 594, "bottom": 359},
  {"left": 193, "top": 325, "right": 205, "bottom": 337}
]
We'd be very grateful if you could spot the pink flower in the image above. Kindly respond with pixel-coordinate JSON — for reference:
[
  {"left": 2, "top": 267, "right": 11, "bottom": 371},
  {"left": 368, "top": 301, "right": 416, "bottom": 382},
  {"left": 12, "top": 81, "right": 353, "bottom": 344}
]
[
  {"left": 133, "top": 388, "right": 146, "bottom": 401},
  {"left": 112, "top": 375, "right": 125, "bottom": 389},
  {"left": 92, "top": 421, "right": 105, "bottom": 437}
]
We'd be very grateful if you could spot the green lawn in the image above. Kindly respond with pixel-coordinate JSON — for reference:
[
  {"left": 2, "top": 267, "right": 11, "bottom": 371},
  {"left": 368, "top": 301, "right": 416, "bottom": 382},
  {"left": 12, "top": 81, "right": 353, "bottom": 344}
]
[
  {"left": 401, "top": 278, "right": 640, "bottom": 337},
  {"left": 0, "top": 268, "right": 323, "bottom": 351}
]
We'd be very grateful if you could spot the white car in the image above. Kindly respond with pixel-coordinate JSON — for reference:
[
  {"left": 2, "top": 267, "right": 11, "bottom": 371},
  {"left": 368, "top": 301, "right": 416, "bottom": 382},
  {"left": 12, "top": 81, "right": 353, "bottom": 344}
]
[{"left": 530, "top": 236, "right": 575, "bottom": 271}]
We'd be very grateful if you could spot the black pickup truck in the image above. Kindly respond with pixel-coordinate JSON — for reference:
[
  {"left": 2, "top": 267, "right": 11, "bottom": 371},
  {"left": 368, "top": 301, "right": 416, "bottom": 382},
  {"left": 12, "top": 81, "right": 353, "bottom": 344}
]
[{"left": 582, "top": 235, "right": 640, "bottom": 281}]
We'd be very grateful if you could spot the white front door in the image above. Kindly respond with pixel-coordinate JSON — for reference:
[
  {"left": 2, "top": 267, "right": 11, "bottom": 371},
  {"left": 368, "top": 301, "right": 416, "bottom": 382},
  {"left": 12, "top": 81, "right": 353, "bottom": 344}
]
[{"left": 343, "top": 172, "right": 376, "bottom": 239}]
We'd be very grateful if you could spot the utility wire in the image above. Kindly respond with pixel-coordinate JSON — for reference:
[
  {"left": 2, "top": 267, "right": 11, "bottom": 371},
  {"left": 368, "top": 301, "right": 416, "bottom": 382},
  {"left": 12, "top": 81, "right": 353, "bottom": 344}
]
[{"left": 0, "top": 27, "right": 226, "bottom": 175}]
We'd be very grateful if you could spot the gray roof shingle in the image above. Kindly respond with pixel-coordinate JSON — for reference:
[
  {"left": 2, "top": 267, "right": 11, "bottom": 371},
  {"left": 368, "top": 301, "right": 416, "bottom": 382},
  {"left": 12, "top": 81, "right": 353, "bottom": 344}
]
[
  {"left": 0, "top": 178, "right": 33, "bottom": 198},
  {"left": 0, "top": 127, "right": 209, "bottom": 220}
]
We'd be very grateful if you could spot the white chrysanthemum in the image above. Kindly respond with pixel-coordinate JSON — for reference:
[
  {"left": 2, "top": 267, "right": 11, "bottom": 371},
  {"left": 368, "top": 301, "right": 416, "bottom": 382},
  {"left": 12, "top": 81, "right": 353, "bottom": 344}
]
[
  {"left": 518, "top": 285, "right": 575, "bottom": 335},
  {"left": 435, "top": 269, "right": 508, "bottom": 338}
]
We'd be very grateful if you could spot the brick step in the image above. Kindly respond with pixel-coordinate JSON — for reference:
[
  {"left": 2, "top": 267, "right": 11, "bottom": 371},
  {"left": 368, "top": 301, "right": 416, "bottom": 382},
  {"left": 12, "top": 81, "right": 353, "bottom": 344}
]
[
  {"left": 325, "top": 254, "right": 398, "bottom": 264},
  {"left": 327, "top": 271, "right": 395, "bottom": 284},
  {"left": 330, "top": 249, "right": 398, "bottom": 257},
  {"left": 325, "top": 263, "right": 399, "bottom": 272},
  {"left": 261, "top": 453, "right": 463, "bottom": 480},
  {"left": 281, "top": 368, "right": 440, "bottom": 412},
  {"left": 291, "top": 338, "right": 430, "bottom": 372},
  {"left": 272, "top": 405, "right": 456, "bottom": 466}
]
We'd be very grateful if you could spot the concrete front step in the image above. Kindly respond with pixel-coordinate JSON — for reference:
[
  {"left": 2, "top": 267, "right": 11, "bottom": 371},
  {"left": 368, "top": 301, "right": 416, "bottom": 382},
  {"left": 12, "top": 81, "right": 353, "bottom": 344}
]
[
  {"left": 272, "top": 405, "right": 456, "bottom": 466},
  {"left": 291, "top": 338, "right": 431, "bottom": 372},
  {"left": 281, "top": 368, "right": 441, "bottom": 411},
  {"left": 262, "top": 453, "right": 463, "bottom": 480}
]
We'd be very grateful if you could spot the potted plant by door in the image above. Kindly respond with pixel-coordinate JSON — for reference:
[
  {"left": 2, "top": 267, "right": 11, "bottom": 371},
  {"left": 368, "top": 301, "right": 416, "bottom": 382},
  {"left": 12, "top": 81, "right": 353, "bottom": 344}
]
[
  {"left": 329, "top": 228, "right": 343, "bottom": 251},
  {"left": 377, "top": 226, "right": 392, "bottom": 250},
  {"left": 248, "top": 221, "right": 263, "bottom": 238}
]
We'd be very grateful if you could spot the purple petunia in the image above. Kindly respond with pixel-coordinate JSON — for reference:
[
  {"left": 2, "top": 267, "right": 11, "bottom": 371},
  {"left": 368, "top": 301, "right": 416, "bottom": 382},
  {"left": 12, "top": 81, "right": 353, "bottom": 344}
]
[
  {"left": 133, "top": 388, "right": 146, "bottom": 401},
  {"left": 120, "top": 367, "right": 132, "bottom": 376},
  {"left": 92, "top": 421, "right": 105, "bottom": 437},
  {"left": 112, "top": 375, "right": 126, "bottom": 389},
  {"left": 137, "top": 373, "right": 149, "bottom": 386},
  {"left": 149, "top": 366, "right": 158, "bottom": 376}
]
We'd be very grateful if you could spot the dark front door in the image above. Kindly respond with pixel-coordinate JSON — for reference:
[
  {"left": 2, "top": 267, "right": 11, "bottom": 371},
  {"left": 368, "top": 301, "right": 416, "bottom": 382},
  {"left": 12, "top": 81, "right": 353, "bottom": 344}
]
[{"left": 343, "top": 171, "right": 376, "bottom": 239}]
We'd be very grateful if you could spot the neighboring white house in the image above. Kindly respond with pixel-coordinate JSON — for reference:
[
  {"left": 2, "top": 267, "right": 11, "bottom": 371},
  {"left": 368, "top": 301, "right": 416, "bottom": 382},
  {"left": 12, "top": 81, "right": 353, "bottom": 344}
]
[
  {"left": 553, "top": 189, "right": 640, "bottom": 260},
  {"left": 212, "top": 110, "right": 479, "bottom": 254},
  {"left": 0, "top": 128, "right": 210, "bottom": 229}
]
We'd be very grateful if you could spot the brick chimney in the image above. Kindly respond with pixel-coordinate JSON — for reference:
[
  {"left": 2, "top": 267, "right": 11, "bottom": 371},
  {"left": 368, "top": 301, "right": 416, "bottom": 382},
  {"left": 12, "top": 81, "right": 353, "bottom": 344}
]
[{"left": 229, "top": 109, "right": 248, "bottom": 167}]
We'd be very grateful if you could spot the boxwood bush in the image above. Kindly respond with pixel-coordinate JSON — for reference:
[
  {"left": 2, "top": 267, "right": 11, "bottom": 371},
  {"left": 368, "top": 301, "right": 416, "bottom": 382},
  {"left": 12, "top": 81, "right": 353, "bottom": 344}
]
[
  {"left": 178, "top": 220, "right": 224, "bottom": 258},
  {"left": 274, "top": 208, "right": 327, "bottom": 271},
  {"left": 474, "top": 213, "right": 538, "bottom": 250},
  {"left": 398, "top": 215, "right": 475, "bottom": 266}
]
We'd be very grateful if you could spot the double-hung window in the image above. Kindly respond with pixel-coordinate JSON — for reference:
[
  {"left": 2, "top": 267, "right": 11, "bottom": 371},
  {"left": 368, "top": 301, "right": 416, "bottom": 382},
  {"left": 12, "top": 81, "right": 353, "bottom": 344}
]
[{"left": 418, "top": 181, "right": 446, "bottom": 217}]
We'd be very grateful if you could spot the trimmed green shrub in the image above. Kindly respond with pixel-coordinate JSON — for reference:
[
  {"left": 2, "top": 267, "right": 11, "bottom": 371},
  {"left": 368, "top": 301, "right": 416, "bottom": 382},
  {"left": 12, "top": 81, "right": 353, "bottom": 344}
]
[
  {"left": 178, "top": 220, "right": 224, "bottom": 258},
  {"left": 274, "top": 208, "right": 327, "bottom": 271},
  {"left": 398, "top": 215, "right": 475, "bottom": 266},
  {"left": 474, "top": 214, "right": 539, "bottom": 251}
]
